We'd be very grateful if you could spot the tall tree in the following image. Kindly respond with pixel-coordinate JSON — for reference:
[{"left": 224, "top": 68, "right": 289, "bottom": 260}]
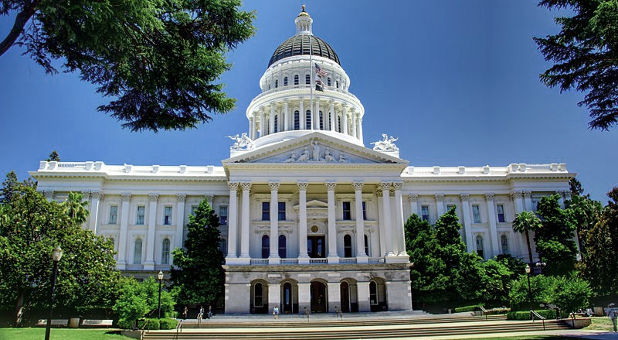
[
  {"left": 171, "top": 199, "right": 224, "bottom": 308},
  {"left": 0, "top": 171, "right": 19, "bottom": 203},
  {"left": 565, "top": 190, "right": 602, "bottom": 256},
  {"left": 534, "top": 1, "right": 618, "bottom": 130},
  {"left": 512, "top": 211, "right": 542, "bottom": 266},
  {"left": 0, "top": 0, "right": 255, "bottom": 131},
  {"left": 62, "top": 191, "right": 89, "bottom": 224},
  {"left": 46, "top": 150, "right": 60, "bottom": 162}
]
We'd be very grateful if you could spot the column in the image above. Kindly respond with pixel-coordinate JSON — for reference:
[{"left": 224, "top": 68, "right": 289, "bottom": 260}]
[
  {"left": 239, "top": 182, "right": 251, "bottom": 262},
  {"left": 523, "top": 191, "right": 533, "bottom": 211},
  {"left": 314, "top": 98, "right": 320, "bottom": 130},
  {"left": 376, "top": 190, "right": 386, "bottom": 257},
  {"left": 408, "top": 193, "right": 419, "bottom": 217},
  {"left": 43, "top": 190, "right": 54, "bottom": 201},
  {"left": 511, "top": 191, "right": 525, "bottom": 258},
  {"left": 351, "top": 112, "right": 357, "bottom": 138},
  {"left": 326, "top": 182, "right": 338, "bottom": 263},
  {"left": 269, "top": 105, "right": 275, "bottom": 134},
  {"left": 269, "top": 182, "right": 280, "bottom": 264},
  {"left": 393, "top": 183, "right": 405, "bottom": 255},
  {"left": 284, "top": 100, "right": 290, "bottom": 131},
  {"left": 512, "top": 191, "right": 524, "bottom": 213},
  {"left": 329, "top": 101, "right": 335, "bottom": 131},
  {"left": 89, "top": 191, "right": 101, "bottom": 234},
  {"left": 357, "top": 281, "right": 371, "bottom": 312},
  {"left": 298, "top": 182, "right": 309, "bottom": 263},
  {"left": 485, "top": 193, "right": 500, "bottom": 257},
  {"left": 356, "top": 116, "right": 361, "bottom": 139},
  {"left": 144, "top": 193, "right": 158, "bottom": 270},
  {"left": 117, "top": 193, "right": 131, "bottom": 269},
  {"left": 248, "top": 116, "right": 253, "bottom": 139},
  {"left": 227, "top": 183, "right": 239, "bottom": 260},
  {"left": 354, "top": 182, "right": 368, "bottom": 263},
  {"left": 327, "top": 281, "right": 341, "bottom": 313},
  {"left": 460, "top": 194, "right": 474, "bottom": 253},
  {"left": 268, "top": 283, "right": 281, "bottom": 313},
  {"left": 259, "top": 107, "right": 265, "bottom": 137},
  {"left": 175, "top": 193, "right": 186, "bottom": 250},
  {"left": 342, "top": 105, "right": 349, "bottom": 135},
  {"left": 435, "top": 194, "right": 445, "bottom": 217},
  {"left": 299, "top": 98, "right": 305, "bottom": 130},
  {"left": 381, "top": 182, "right": 393, "bottom": 256},
  {"left": 358, "top": 114, "right": 363, "bottom": 141},
  {"left": 298, "top": 282, "right": 311, "bottom": 314}
]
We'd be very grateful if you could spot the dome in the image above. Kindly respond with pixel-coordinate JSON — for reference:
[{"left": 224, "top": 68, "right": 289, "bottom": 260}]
[{"left": 268, "top": 35, "right": 341, "bottom": 67}]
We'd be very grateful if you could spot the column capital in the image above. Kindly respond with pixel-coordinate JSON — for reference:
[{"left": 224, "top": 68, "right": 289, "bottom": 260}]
[
  {"left": 240, "top": 182, "right": 252, "bottom": 192},
  {"left": 380, "top": 182, "right": 391, "bottom": 191},
  {"left": 325, "top": 182, "right": 337, "bottom": 191},
  {"left": 408, "top": 193, "right": 419, "bottom": 201},
  {"left": 376, "top": 189, "right": 383, "bottom": 198},
  {"left": 523, "top": 191, "right": 532, "bottom": 198},
  {"left": 392, "top": 182, "right": 403, "bottom": 191},
  {"left": 81, "top": 190, "right": 91, "bottom": 199},
  {"left": 228, "top": 182, "right": 239, "bottom": 191},
  {"left": 460, "top": 193, "right": 470, "bottom": 201},
  {"left": 268, "top": 182, "right": 280, "bottom": 192},
  {"left": 434, "top": 193, "right": 444, "bottom": 200},
  {"left": 121, "top": 192, "right": 131, "bottom": 201},
  {"left": 297, "top": 181, "right": 309, "bottom": 191},
  {"left": 176, "top": 193, "right": 187, "bottom": 202},
  {"left": 485, "top": 193, "right": 495, "bottom": 200},
  {"left": 353, "top": 181, "right": 364, "bottom": 192},
  {"left": 148, "top": 193, "right": 159, "bottom": 201},
  {"left": 510, "top": 190, "right": 524, "bottom": 199}
]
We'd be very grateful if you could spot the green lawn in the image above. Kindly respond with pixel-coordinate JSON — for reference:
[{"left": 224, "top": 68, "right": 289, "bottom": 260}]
[
  {"left": 583, "top": 316, "right": 615, "bottom": 331},
  {"left": 0, "top": 328, "right": 132, "bottom": 340}
]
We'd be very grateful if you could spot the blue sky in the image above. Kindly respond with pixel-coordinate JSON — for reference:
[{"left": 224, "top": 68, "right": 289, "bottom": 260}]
[{"left": 0, "top": 1, "right": 616, "bottom": 201}]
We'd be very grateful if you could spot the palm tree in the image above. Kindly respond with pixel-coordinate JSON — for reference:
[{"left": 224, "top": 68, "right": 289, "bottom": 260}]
[
  {"left": 512, "top": 211, "right": 542, "bottom": 266},
  {"left": 62, "top": 192, "right": 89, "bottom": 224}
]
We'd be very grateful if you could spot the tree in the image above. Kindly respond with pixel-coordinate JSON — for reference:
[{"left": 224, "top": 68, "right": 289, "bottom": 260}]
[
  {"left": 534, "top": 1, "right": 618, "bottom": 130},
  {"left": 46, "top": 151, "right": 60, "bottom": 162},
  {"left": 113, "top": 277, "right": 177, "bottom": 329},
  {"left": 0, "top": 0, "right": 255, "bottom": 132},
  {"left": 0, "top": 171, "right": 19, "bottom": 203},
  {"left": 171, "top": 199, "right": 224, "bottom": 308},
  {"left": 565, "top": 191, "right": 602, "bottom": 256},
  {"left": 553, "top": 275, "right": 592, "bottom": 318},
  {"left": 535, "top": 194, "right": 578, "bottom": 276},
  {"left": 512, "top": 211, "right": 542, "bottom": 266},
  {"left": 62, "top": 192, "right": 89, "bottom": 224},
  {"left": 0, "top": 181, "right": 120, "bottom": 325}
]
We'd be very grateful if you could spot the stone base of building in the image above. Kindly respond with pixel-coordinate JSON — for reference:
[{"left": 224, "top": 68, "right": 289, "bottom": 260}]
[{"left": 223, "top": 263, "right": 412, "bottom": 314}]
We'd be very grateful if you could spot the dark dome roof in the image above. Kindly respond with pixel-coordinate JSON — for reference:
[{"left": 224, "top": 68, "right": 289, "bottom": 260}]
[{"left": 268, "top": 34, "right": 340, "bottom": 67}]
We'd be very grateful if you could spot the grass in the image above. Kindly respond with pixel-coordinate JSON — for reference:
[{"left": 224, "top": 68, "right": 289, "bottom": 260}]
[
  {"left": 583, "top": 316, "right": 615, "bottom": 331},
  {"left": 0, "top": 328, "right": 132, "bottom": 340}
]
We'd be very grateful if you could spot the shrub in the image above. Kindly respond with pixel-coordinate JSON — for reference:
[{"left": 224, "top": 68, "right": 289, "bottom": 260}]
[
  {"left": 137, "top": 318, "right": 160, "bottom": 330},
  {"left": 454, "top": 304, "right": 482, "bottom": 313},
  {"left": 507, "top": 309, "right": 556, "bottom": 320},
  {"left": 113, "top": 277, "right": 177, "bottom": 329},
  {"left": 159, "top": 318, "right": 178, "bottom": 330}
]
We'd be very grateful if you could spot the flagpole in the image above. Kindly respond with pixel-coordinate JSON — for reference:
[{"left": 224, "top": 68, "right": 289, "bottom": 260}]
[{"left": 309, "top": 33, "right": 313, "bottom": 131}]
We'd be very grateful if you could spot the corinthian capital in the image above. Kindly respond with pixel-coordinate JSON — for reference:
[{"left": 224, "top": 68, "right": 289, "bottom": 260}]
[{"left": 228, "top": 182, "right": 239, "bottom": 191}]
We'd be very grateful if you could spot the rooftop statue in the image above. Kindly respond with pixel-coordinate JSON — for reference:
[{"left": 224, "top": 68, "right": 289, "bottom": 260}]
[
  {"left": 371, "top": 133, "right": 399, "bottom": 152},
  {"left": 228, "top": 133, "right": 254, "bottom": 151}
]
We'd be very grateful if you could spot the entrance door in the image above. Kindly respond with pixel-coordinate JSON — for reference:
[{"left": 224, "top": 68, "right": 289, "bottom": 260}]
[
  {"left": 340, "top": 282, "right": 350, "bottom": 313},
  {"left": 282, "top": 282, "right": 292, "bottom": 313},
  {"left": 310, "top": 281, "right": 327, "bottom": 313},
  {"left": 307, "top": 236, "right": 325, "bottom": 258}
]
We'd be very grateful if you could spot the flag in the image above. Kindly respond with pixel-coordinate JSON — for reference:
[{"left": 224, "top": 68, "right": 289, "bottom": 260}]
[{"left": 315, "top": 63, "right": 327, "bottom": 91}]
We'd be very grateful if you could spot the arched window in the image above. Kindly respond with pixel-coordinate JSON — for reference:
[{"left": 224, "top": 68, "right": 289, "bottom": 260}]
[
  {"left": 305, "top": 74, "right": 310, "bottom": 84},
  {"left": 284, "top": 77, "right": 288, "bottom": 86},
  {"left": 327, "top": 77, "right": 331, "bottom": 86},
  {"left": 294, "top": 75, "right": 299, "bottom": 85},
  {"left": 369, "top": 281, "right": 377, "bottom": 305},
  {"left": 275, "top": 79, "right": 278, "bottom": 88},
  {"left": 274, "top": 115, "right": 279, "bottom": 133},
  {"left": 278, "top": 235, "right": 287, "bottom": 258},
  {"left": 319, "top": 111, "right": 324, "bottom": 130},
  {"left": 133, "top": 238, "right": 142, "bottom": 264},
  {"left": 261, "top": 235, "right": 269, "bottom": 258},
  {"left": 294, "top": 110, "right": 300, "bottom": 130},
  {"left": 476, "top": 235, "right": 484, "bottom": 258},
  {"left": 305, "top": 110, "right": 312, "bottom": 129},
  {"left": 254, "top": 283, "right": 263, "bottom": 307},
  {"left": 328, "top": 112, "right": 333, "bottom": 130},
  {"left": 364, "top": 234, "right": 369, "bottom": 256},
  {"left": 161, "top": 238, "right": 170, "bottom": 264},
  {"left": 344, "top": 234, "right": 352, "bottom": 258},
  {"left": 501, "top": 235, "right": 509, "bottom": 254}
]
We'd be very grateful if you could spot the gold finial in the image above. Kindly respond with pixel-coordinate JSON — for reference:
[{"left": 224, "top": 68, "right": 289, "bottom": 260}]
[
  {"left": 302, "top": 5, "right": 306, "bottom": 12},
  {"left": 298, "top": 4, "right": 309, "bottom": 16}
]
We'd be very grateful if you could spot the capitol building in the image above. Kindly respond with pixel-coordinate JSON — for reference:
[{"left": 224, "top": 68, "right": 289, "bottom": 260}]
[{"left": 32, "top": 8, "right": 573, "bottom": 314}]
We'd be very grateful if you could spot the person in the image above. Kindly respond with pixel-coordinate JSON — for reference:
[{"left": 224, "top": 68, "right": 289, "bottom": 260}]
[
  {"left": 182, "top": 306, "right": 188, "bottom": 320},
  {"left": 207, "top": 305, "right": 213, "bottom": 319},
  {"left": 273, "top": 306, "right": 279, "bottom": 319},
  {"left": 197, "top": 305, "right": 204, "bottom": 327}
]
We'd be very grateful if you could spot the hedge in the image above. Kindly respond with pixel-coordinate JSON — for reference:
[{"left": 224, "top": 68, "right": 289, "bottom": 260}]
[
  {"left": 159, "top": 318, "right": 178, "bottom": 330},
  {"left": 138, "top": 318, "right": 159, "bottom": 330},
  {"left": 136, "top": 318, "right": 178, "bottom": 330},
  {"left": 454, "top": 304, "right": 482, "bottom": 313},
  {"left": 506, "top": 309, "right": 556, "bottom": 320}
]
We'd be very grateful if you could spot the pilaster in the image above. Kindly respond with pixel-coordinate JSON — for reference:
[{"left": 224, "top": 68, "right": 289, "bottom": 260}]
[
  {"left": 269, "top": 181, "right": 280, "bottom": 264},
  {"left": 353, "top": 182, "right": 368, "bottom": 263},
  {"left": 297, "top": 182, "right": 309, "bottom": 263},
  {"left": 117, "top": 193, "right": 131, "bottom": 269},
  {"left": 326, "top": 181, "right": 339, "bottom": 263},
  {"left": 460, "top": 193, "right": 474, "bottom": 253},
  {"left": 144, "top": 193, "right": 159, "bottom": 270}
]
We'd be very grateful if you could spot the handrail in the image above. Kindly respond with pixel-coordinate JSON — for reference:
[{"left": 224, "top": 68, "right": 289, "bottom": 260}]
[
  {"left": 479, "top": 305, "right": 488, "bottom": 320},
  {"left": 530, "top": 310, "right": 546, "bottom": 331}
]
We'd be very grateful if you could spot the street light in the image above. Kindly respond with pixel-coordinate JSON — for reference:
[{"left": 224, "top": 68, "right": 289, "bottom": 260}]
[
  {"left": 157, "top": 271, "right": 164, "bottom": 319},
  {"left": 525, "top": 264, "right": 532, "bottom": 314},
  {"left": 45, "top": 246, "right": 63, "bottom": 340}
]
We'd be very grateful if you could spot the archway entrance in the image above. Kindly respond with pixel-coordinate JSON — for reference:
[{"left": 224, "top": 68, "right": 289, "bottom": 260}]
[
  {"left": 310, "top": 281, "right": 327, "bottom": 313},
  {"left": 281, "top": 281, "right": 298, "bottom": 314},
  {"left": 340, "top": 279, "right": 358, "bottom": 312}
]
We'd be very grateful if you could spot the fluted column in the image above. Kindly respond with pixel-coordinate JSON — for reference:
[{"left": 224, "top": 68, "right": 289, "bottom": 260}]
[
  {"left": 89, "top": 191, "right": 101, "bottom": 234},
  {"left": 269, "top": 105, "right": 275, "bottom": 134},
  {"left": 435, "top": 194, "right": 445, "bottom": 217},
  {"left": 356, "top": 116, "right": 361, "bottom": 139},
  {"left": 354, "top": 182, "right": 368, "bottom": 262},
  {"left": 329, "top": 101, "right": 335, "bottom": 131},
  {"left": 342, "top": 105, "right": 349, "bottom": 135},
  {"left": 175, "top": 194, "right": 186, "bottom": 251},
  {"left": 298, "top": 182, "right": 309, "bottom": 263},
  {"left": 523, "top": 191, "right": 533, "bottom": 211},
  {"left": 358, "top": 114, "right": 363, "bottom": 141},
  {"left": 326, "top": 182, "right": 338, "bottom": 263},
  {"left": 227, "top": 183, "right": 239, "bottom": 260},
  {"left": 314, "top": 98, "right": 320, "bottom": 130},
  {"left": 259, "top": 107, "right": 265, "bottom": 137},
  {"left": 511, "top": 191, "right": 525, "bottom": 258},
  {"left": 284, "top": 100, "right": 290, "bottom": 131},
  {"left": 460, "top": 194, "right": 474, "bottom": 253},
  {"left": 351, "top": 112, "right": 358, "bottom": 138},
  {"left": 249, "top": 116, "right": 254, "bottom": 139},
  {"left": 408, "top": 193, "right": 419, "bottom": 217},
  {"left": 381, "top": 182, "right": 393, "bottom": 256},
  {"left": 144, "top": 193, "right": 158, "bottom": 270},
  {"left": 376, "top": 190, "right": 386, "bottom": 257},
  {"left": 239, "top": 182, "right": 251, "bottom": 262},
  {"left": 269, "top": 182, "right": 280, "bottom": 264},
  {"left": 486, "top": 193, "right": 500, "bottom": 257},
  {"left": 117, "top": 193, "right": 131, "bottom": 269},
  {"left": 299, "top": 98, "right": 305, "bottom": 130},
  {"left": 393, "top": 182, "right": 405, "bottom": 255}
]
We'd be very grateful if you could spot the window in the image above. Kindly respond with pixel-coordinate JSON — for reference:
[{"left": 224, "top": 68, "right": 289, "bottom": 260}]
[
  {"left": 336, "top": 80, "right": 340, "bottom": 89},
  {"left": 254, "top": 283, "right": 263, "bottom": 306},
  {"left": 342, "top": 202, "right": 351, "bottom": 220},
  {"left": 262, "top": 202, "right": 270, "bottom": 221},
  {"left": 476, "top": 235, "right": 484, "bottom": 258},
  {"left": 161, "top": 238, "right": 170, "bottom": 264},
  {"left": 329, "top": 112, "right": 333, "bottom": 130},
  {"left": 294, "top": 75, "right": 299, "bottom": 85},
  {"left": 344, "top": 234, "right": 352, "bottom": 257},
  {"left": 472, "top": 204, "right": 481, "bottom": 223},
  {"left": 278, "top": 202, "right": 286, "bottom": 221},
  {"left": 163, "top": 206, "right": 172, "bottom": 225},
  {"left": 283, "top": 77, "right": 288, "bottom": 86},
  {"left": 327, "top": 77, "right": 331, "bottom": 86},
  {"left": 421, "top": 205, "right": 430, "bottom": 222},
  {"left": 501, "top": 234, "right": 509, "bottom": 254},
  {"left": 497, "top": 204, "right": 505, "bottom": 223},
  {"left": 261, "top": 235, "right": 269, "bottom": 258},
  {"left": 133, "top": 239, "right": 142, "bottom": 264},
  {"left": 136, "top": 205, "right": 145, "bottom": 225},
  {"left": 446, "top": 204, "right": 456, "bottom": 212},
  {"left": 305, "top": 74, "right": 310, "bottom": 84},
  {"left": 191, "top": 205, "right": 198, "bottom": 215},
  {"left": 319, "top": 111, "right": 324, "bottom": 130},
  {"left": 369, "top": 281, "right": 377, "bottom": 305},
  {"left": 362, "top": 201, "right": 367, "bottom": 220},
  {"left": 275, "top": 79, "right": 278, "bottom": 88},
  {"left": 305, "top": 110, "right": 311, "bottom": 129},
  {"left": 274, "top": 115, "right": 279, "bottom": 133},
  {"left": 278, "top": 235, "right": 286, "bottom": 258},
  {"left": 294, "top": 110, "right": 300, "bottom": 130},
  {"left": 337, "top": 116, "right": 342, "bottom": 132},
  {"left": 364, "top": 234, "right": 369, "bottom": 256},
  {"left": 109, "top": 205, "right": 118, "bottom": 224},
  {"left": 219, "top": 205, "right": 228, "bottom": 225}
]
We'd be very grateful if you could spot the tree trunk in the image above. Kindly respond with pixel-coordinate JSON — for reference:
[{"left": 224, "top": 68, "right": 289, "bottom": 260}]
[
  {"left": 0, "top": 1, "right": 39, "bottom": 57},
  {"left": 14, "top": 290, "right": 24, "bottom": 327},
  {"left": 525, "top": 229, "right": 533, "bottom": 266}
]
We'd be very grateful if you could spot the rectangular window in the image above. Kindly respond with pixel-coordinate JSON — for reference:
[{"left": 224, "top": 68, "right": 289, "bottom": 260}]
[
  {"left": 262, "top": 202, "right": 270, "bottom": 221},
  {"left": 278, "top": 202, "right": 286, "bottom": 221},
  {"left": 362, "top": 201, "right": 367, "bottom": 220},
  {"left": 472, "top": 204, "right": 481, "bottom": 223},
  {"left": 305, "top": 74, "right": 310, "bottom": 84},
  {"left": 421, "top": 205, "right": 430, "bottom": 222},
  {"left": 497, "top": 204, "right": 505, "bottom": 223},
  {"left": 136, "top": 205, "right": 145, "bottom": 225},
  {"left": 342, "top": 202, "right": 351, "bottom": 220},
  {"left": 219, "top": 205, "right": 228, "bottom": 225},
  {"left": 163, "top": 206, "right": 172, "bottom": 225},
  {"left": 109, "top": 205, "right": 118, "bottom": 224}
]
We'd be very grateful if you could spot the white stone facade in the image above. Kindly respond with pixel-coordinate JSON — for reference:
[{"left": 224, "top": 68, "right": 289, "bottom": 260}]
[{"left": 31, "top": 9, "right": 573, "bottom": 314}]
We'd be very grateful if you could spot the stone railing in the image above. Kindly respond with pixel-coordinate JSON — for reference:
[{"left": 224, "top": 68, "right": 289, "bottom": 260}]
[{"left": 250, "top": 259, "right": 269, "bottom": 265}]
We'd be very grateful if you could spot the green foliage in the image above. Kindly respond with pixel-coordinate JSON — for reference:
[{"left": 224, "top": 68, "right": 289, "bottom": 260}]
[
  {"left": 137, "top": 318, "right": 160, "bottom": 330},
  {"left": 535, "top": 1, "right": 618, "bottom": 130},
  {"left": 113, "top": 277, "right": 177, "bottom": 329},
  {"left": 158, "top": 318, "right": 178, "bottom": 330},
  {"left": 0, "top": 0, "right": 255, "bottom": 132},
  {"left": 512, "top": 211, "right": 542, "bottom": 265},
  {"left": 480, "top": 258, "right": 515, "bottom": 306},
  {"left": 454, "top": 304, "right": 482, "bottom": 313},
  {"left": 0, "top": 178, "right": 120, "bottom": 326},
  {"left": 507, "top": 309, "right": 556, "bottom": 320},
  {"left": 509, "top": 274, "right": 592, "bottom": 315},
  {"left": 552, "top": 275, "right": 592, "bottom": 316},
  {"left": 566, "top": 194, "right": 602, "bottom": 256},
  {"left": 46, "top": 151, "right": 60, "bottom": 162},
  {"left": 171, "top": 199, "right": 224, "bottom": 307},
  {"left": 535, "top": 194, "right": 578, "bottom": 276}
]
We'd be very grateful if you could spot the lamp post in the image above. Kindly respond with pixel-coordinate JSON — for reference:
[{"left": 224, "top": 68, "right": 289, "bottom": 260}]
[
  {"left": 525, "top": 264, "right": 532, "bottom": 313},
  {"left": 45, "top": 246, "right": 63, "bottom": 340},
  {"left": 157, "top": 271, "right": 164, "bottom": 319}
]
